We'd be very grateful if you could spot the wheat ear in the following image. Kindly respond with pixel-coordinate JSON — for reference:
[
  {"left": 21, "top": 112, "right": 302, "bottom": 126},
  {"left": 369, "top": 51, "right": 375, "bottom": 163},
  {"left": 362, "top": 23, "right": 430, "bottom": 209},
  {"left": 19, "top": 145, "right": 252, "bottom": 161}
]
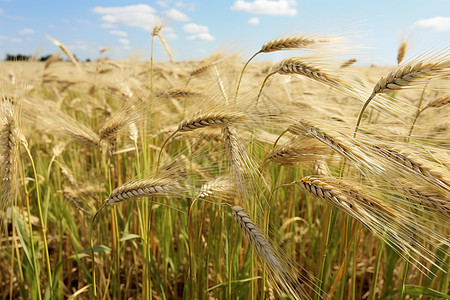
[
  {"left": 46, "top": 35, "right": 82, "bottom": 71},
  {"left": 287, "top": 120, "right": 377, "bottom": 172},
  {"left": 105, "top": 161, "right": 184, "bottom": 204},
  {"left": 397, "top": 179, "right": 450, "bottom": 218},
  {"left": 198, "top": 175, "right": 235, "bottom": 200},
  {"left": 354, "top": 52, "right": 450, "bottom": 137},
  {"left": 296, "top": 175, "right": 448, "bottom": 271},
  {"left": 222, "top": 126, "right": 247, "bottom": 195},
  {"left": 235, "top": 34, "right": 336, "bottom": 102},
  {"left": 0, "top": 103, "right": 19, "bottom": 226},
  {"left": 340, "top": 58, "right": 357, "bottom": 68},
  {"left": 178, "top": 113, "right": 246, "bottom": 132},
  {"left": 422, "top": 93, "right": 450, "bottom": 111},
  {"left": 372, "top": 144, "right": 450, "bottom": 191},
  {"left": 153, "top": 88, "right": 202, "bottom": 99},
  {"left": 256, "top": 57, "right": 344, "bottom": 103},
  {"left": 157, "top": 112, "right": 246, "bottom": 166},
  {"left": 232, "top": 206, "right": 313, "bottom": 300},
  {"left": 314, "top": 160, "right": 332, "bottom": 176},
  {"left": 397, "top": 39, "right": 408, "bottom": 65},
  {"left": 263, "top": 139, "right": 327, "bottom": 167}
]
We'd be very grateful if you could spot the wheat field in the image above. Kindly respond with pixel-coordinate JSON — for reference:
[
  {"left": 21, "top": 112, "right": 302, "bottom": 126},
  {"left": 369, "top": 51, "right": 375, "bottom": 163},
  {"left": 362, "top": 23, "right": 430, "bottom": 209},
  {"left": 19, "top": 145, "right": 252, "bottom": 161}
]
[{"left": 0, "top": 31, "right": 449, "bottom": 299}]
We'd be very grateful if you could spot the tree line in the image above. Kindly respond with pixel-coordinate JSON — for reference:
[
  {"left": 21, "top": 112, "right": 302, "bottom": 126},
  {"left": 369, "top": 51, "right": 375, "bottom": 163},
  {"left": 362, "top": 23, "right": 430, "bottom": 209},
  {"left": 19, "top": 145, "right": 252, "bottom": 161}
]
[{"left": 4, "top": 54, "right": 91, "bottom": 62}]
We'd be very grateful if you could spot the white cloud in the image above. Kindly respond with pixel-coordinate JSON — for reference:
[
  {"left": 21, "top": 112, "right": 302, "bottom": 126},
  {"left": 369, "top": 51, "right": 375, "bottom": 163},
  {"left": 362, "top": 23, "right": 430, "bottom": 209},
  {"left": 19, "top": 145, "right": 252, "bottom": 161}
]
[
  {"left": 92, "top": 4, "right": 159, "bottom": 31},
  {"left": 183, "top": 23, "right": 208, "bottom": 34},
  {"left": 183, "top": 23, "right": 215, "bottom": 40},
  {"left": 230, "top": 0, "right": 297, "bottom": 16},
  {"left": 0, "top": 9, "right": 3, "bottom": 15},
  {"left": 110, "top": 30, "right": 128, "bottom": 37},
  {"left": 413, "top": 16, "right": 450, "bottom": 31},
  {"left": 164, "top": 8, "right": 189, "bottom": 21},
  {"left": 19, "top": 28, "right": 35, "bottom": 35},
  {"left": 118, "top": 38, "right": 130, "bottom": 46},
  {"left": 0, "top": 35, "right": 22, "bottom": 43},
  {"left": 157, "top": 1, "right": 169, "bottom": 8},
  {"left": 248, "top": 17, "right": 260, "bottom": 25},
  {"left": 186, "top": 32, "right": 215, "bottom": 41}
]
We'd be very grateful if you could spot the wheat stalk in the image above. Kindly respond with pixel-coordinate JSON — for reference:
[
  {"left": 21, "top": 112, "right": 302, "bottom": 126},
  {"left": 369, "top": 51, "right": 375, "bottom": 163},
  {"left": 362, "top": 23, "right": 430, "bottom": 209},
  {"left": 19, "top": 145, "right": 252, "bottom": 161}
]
[
  {"left": 152, "top": 24, "right": 174, "bottom": 62},
  {"left": 422, "top": 93, "right": 450, "bottom": 111},
  {"left": 354, "top": 51, "right": 450, "bottom": 136},
  {"left": 105, "top": 160, "right": 185, "bottom": 205},
  {"left": 197, "top": 175, "right": 235, "bottom": 200},
  {"left": 235, "top": 34, "right": 342, "bottom": 102},
  {"left": 256, "top": 57, "right": 345, "bottom": 103},
  {"left": 46, "top": 35, "right": 82, "bottom": 71},
  {"left": 263, "top": 139, "right": 327, "bottom": 167},
  {"left": 314, "top": 160, "right": 332, "bottom": 176},
  {"left": 153, "top": 88, "right": 203, "bottom": 99},
  {"left": 178, "top": 113, "right": 246, "bottom": 132},
  {"left": 372, "top": 144, "right": 450, "bottom": 191},
  {"left": 340, "top": 58, "right": 357, "bottom": 68},
  {"left": 232, "top": 206, "right": 314, "bottom": 300},
  {"left": 223, "top": 126, "right": 247, "bottom": 195},
  {"left": 286, "top": 120, "right": 380, "bottom": 173},
  {"left": 397, "top": 179, "right": 450, "bottom": 218},
  {"left": 397, "top": 39, "right": 408, "bottom": 65},
  {"left": 23, "top": 99, "right": 100, "bottom": 147},
  {"left": 260, "top": 34, "right": 339, "bottom": 53},
  {"left": 0, "top": 103, "right": 19, "bottom": 226},
  {"left": 296, "top": 175, "right": 448, "bottom": 271}
]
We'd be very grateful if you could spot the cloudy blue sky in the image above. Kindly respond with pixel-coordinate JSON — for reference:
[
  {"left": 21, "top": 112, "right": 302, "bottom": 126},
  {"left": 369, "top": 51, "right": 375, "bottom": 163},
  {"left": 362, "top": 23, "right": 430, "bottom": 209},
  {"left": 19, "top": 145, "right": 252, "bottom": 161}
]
[{"left": 0, "top": 0, "right": 449, "bottom": 64}]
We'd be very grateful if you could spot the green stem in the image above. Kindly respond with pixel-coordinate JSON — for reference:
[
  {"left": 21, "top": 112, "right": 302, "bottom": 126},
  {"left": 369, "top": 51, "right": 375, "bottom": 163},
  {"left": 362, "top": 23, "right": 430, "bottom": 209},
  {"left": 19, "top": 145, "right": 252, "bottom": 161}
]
[
  {"left": 23, "top": 143, "right": 53, "bottom": 298},
  {"left": 316, "top": 208, "right": 337, "bottom": 300},
  {"left": 90, "top": 202, "right": 107, "bottom": 299},
  {"left": 370, "top": 242, "right": 383, "bottom": 300},
  {"left": 399, "top": 260, "right": 409, "bottom": 300},
  {"left": 234, "top": 51, "right": 259, "bottom": 103},
  {"left": 24, "top": 191, "right": 42, "bottom": 300}
]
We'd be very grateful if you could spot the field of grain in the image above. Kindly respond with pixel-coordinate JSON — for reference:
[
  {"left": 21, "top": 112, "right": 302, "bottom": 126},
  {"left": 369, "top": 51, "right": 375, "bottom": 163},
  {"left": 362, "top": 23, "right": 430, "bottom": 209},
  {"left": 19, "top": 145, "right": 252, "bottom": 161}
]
[{"left": 0, "top": 33, "right": 449, "bottom": 299}]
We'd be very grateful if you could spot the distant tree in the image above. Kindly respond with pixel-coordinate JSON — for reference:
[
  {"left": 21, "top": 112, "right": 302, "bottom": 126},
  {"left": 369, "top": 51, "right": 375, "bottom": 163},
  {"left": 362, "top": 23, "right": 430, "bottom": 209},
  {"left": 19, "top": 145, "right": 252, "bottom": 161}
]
[
  {"left": 5, "top": 54, "right": 32, "bottom": 61},
  {"left": 39, "top": 54, "right": 53, "bottom": 61},
  {"left": 85, "top": 58, "right": 91, "bottom": 62}
]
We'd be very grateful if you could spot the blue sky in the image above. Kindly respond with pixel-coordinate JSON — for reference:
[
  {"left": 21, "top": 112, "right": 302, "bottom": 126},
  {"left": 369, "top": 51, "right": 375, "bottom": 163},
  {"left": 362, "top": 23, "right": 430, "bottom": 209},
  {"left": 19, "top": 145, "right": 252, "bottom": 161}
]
[{"left": 0, "top": 0, "right": 449, "bottom": 65}]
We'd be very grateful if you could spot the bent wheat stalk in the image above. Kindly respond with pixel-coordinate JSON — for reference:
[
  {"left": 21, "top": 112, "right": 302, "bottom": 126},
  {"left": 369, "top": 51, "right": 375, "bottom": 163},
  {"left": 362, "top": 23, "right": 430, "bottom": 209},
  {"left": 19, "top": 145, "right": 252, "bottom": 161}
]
[
  {"left": 295, "top": 175, "right": 447, "bottom": 272},
  {"left": 157, "top": 112, "right": 246, "bottom": 167},
  {"left": 105, "top": 161, "right": 184, "bottom": 204},
  {"left": 46, "top": 35, "right": 82, "bottom": 71},
  {"left": 372, "top": 144, "right": 450, "bottom": 192},
  {"left": 235, "top": 34, "right": 340, "bottom": 101},
  {"left": 232, "top": 206, "right": 315, "bottom": 300},
  {"left": 256, "top": 57, "right": 344, "bottom": 103},
  {"left": 340, "top": 58, "right": 357, "bottom": 68},
  {"left": 354, "top": 52, "right": 450, "bottom": 137}
]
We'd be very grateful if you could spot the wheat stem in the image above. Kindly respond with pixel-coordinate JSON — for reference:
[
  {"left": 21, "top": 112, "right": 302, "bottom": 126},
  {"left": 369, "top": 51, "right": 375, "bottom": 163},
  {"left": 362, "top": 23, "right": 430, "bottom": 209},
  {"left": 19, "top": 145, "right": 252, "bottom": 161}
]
[
  {"left": 256, "top": 71, "right": 277, "bottom": 104},
  {"left": 235, "top": 51, "right": 260, "bottom": 103},
  {"left": 23, "top": 142, "right": 53, "bottom": 297}
]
